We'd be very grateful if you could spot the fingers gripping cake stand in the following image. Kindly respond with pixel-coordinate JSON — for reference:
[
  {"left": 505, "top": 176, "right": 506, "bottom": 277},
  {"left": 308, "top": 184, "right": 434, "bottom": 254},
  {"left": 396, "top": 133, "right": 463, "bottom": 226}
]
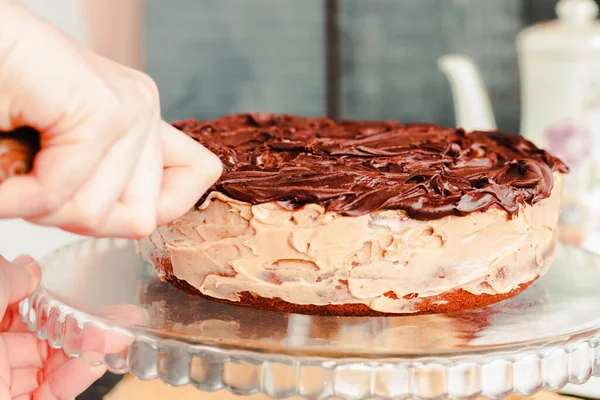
[{"left": 18, "top": 238, "right": 600, "bottom": 399}]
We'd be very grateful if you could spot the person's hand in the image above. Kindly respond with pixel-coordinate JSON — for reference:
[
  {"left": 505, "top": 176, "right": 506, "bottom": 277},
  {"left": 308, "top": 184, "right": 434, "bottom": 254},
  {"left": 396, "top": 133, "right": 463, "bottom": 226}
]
[
  {"left": 0, "top": 1, "right": 222, "bottom": 238},
  {"left": 0, "top": 255, "right": 106, "bottom": 400}
]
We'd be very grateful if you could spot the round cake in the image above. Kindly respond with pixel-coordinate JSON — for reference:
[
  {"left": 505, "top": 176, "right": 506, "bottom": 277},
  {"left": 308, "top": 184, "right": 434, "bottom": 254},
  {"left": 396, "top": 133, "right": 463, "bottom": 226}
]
[{"left": 138, "top": 113, "right": 568, "bottom": 316}]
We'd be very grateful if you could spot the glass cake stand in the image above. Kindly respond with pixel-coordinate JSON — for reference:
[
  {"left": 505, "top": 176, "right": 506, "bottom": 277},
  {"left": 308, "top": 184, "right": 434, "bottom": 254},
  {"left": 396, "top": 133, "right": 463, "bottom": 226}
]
[{"left": 19, "top": 238, "right": 600, "bottom": 399}]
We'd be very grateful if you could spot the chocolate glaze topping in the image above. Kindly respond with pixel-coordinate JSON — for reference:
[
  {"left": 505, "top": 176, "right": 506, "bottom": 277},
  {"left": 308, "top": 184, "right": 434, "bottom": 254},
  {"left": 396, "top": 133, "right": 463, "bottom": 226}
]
[{"left": 175, "top": 113, "right": 568, "bottom": 220}]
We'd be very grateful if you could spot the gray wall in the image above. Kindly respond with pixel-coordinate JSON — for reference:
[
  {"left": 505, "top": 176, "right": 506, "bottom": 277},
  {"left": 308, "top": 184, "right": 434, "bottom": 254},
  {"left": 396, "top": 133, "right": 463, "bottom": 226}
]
[
  {"left": 145, "top": 0, "right": 569, "bottom": 133},
  {"left": 340, "top": 0, "right": 522, "bottom": 132},
  {"left": 146, "top": 0, "right": 325, "bottom": 121}
]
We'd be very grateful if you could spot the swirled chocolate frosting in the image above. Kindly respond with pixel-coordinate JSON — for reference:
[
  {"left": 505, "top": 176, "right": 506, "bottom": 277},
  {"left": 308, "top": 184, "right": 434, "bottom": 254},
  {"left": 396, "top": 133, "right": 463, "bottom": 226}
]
[{"left": 175, "top": 113, "right": 568, "bottom": 220}]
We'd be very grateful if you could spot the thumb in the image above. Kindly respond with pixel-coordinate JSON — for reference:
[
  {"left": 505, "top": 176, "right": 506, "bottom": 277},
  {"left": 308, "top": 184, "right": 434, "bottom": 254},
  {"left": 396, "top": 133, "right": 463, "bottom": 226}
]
[{"left": 0, "top": 255, "right": 41, "bottom": 318}]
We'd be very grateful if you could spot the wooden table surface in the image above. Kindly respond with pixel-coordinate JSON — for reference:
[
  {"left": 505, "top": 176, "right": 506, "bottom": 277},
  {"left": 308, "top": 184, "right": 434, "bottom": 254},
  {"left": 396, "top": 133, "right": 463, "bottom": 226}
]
[{"left": 76, "top": 372, "right": 587, "bottom": 400}]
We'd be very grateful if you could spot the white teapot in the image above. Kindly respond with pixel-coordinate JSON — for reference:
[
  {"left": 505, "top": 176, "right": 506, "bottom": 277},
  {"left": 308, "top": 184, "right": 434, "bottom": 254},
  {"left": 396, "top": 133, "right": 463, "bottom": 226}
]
[{"left": 437, "top": 0, "right": 600, "bottom": 243}]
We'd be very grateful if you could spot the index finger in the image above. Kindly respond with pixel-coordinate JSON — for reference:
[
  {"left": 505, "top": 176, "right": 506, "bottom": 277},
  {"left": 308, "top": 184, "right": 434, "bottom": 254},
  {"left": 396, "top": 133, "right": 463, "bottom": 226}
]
[
  {"left": 0, "top": 130, "right": 111, "bottom": 219},
  {"left": 156, "top": 121, "right": 222, "bottom": 225}
]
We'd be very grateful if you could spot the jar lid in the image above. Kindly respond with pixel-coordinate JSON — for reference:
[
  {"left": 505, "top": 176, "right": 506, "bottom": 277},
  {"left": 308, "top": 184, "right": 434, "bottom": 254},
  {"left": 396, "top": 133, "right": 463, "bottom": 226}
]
[{"left": 517, "top": 0, "right": 600, "bottom": 54}]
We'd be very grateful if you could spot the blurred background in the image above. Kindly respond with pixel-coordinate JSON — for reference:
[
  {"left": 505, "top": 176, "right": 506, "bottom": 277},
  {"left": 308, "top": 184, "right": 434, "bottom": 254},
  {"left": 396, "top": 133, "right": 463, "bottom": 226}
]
[
  {"left": 144, "top": 0, "right": 566, "bottom": 133},
  {"left": 23, "top": 0, "right": 595, "bottom": 133}
]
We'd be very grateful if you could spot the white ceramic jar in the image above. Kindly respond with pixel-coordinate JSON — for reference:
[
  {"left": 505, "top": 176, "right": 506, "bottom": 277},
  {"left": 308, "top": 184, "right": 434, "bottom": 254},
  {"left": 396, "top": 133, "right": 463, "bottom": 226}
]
[{"left": 517, "top": 0, "right": 600, "bottom": 240}]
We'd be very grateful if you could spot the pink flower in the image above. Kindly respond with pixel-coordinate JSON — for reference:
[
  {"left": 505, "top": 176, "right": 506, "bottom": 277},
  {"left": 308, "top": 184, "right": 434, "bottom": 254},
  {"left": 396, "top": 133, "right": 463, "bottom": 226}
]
[{"left": 543, "top": 119, "right": 591, "bottom": 168}]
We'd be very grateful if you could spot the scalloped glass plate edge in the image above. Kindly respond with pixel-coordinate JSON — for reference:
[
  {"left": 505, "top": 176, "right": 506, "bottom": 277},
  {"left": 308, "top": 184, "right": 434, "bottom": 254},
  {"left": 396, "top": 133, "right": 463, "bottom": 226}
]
[{"left": 19, "top": 285, "right": 600, "bottom": 400}]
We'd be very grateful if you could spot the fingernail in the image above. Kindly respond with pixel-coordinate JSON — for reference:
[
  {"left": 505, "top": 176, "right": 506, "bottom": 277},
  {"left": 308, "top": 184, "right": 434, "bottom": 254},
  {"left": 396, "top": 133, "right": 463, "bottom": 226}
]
[{"left": 12, "top": 254, "right": 34, "bottom": 265}]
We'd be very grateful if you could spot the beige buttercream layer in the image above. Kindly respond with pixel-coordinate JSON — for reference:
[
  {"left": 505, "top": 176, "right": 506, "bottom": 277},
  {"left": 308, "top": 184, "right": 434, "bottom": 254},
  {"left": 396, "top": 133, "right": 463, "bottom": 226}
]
[{"left": 139, "top": 173, "right": 563, "bottom": 314}]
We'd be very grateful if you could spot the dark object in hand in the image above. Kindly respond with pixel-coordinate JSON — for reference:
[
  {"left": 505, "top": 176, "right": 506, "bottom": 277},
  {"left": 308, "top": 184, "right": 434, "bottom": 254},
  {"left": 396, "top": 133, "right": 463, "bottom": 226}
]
[{"left": 0, "top": 127, "right": 40, "bottom": 183}]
